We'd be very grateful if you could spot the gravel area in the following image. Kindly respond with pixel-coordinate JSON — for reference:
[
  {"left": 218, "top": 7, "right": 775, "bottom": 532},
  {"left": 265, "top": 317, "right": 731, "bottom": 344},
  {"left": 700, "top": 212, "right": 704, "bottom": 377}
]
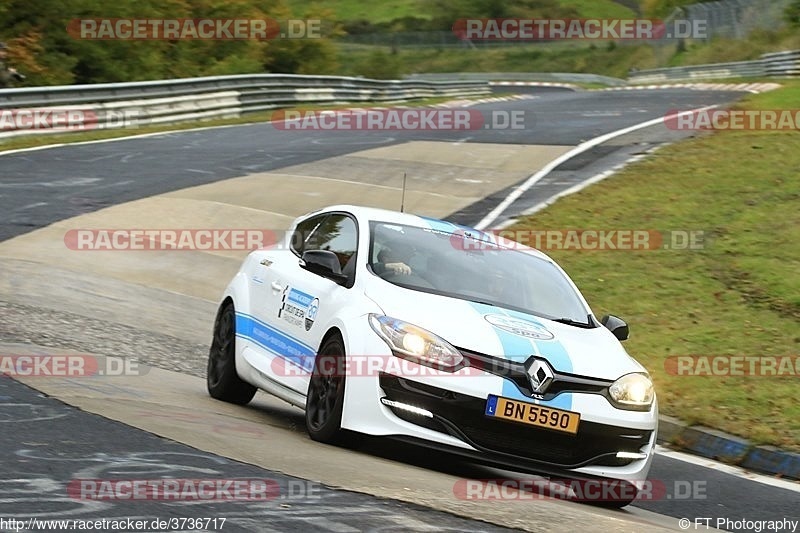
[{"left": 0, "top": 299, "right": 209, "bottom": 377}]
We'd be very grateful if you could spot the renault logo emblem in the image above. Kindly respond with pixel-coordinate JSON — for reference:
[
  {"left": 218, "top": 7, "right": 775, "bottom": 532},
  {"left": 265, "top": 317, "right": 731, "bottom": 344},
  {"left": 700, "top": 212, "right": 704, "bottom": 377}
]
[{"left": 526, "top": 358, "right": 554, "bottom": 394}]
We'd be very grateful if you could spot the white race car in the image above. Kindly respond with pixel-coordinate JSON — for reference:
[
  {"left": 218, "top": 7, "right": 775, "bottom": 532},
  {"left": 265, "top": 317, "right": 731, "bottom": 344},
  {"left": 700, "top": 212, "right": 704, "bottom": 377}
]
[{"left": 207, "top": 205, "right": 657, "bottom": 506}]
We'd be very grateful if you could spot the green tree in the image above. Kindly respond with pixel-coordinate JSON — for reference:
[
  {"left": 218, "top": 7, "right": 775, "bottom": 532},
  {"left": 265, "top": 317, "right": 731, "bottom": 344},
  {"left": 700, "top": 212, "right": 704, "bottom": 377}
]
[
  {"left": 0, "top": 0, "right": 343, "bottom": 85},
  {"left": 786, "top": 0, "right": 800, "bottom": 27},
  {"left": 353, "top": 49, "right": 402, "bottom": 79}
]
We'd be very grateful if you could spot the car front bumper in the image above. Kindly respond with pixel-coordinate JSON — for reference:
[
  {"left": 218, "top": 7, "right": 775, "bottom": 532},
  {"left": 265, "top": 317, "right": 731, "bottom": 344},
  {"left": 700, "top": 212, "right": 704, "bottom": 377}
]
[{"left": 339, "top": 319, "right": 657, "bottom": 482}]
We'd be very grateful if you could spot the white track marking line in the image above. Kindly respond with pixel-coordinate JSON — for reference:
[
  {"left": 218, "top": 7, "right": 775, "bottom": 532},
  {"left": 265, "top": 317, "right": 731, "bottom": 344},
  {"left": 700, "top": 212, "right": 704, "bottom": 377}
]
[
  {"left": 0, "top": 122, "right": 266, "bottom": 158},
  {"left": 489, "top": 150, "right": 657, "bottom": 231},
  {"left": 0, "top": 96, "right": 504, "bottom": 158},
  {"left": 655, "top": 445, "right": 800, "bottom": 493},
  {"left": 473, "top": 104, "right": 719, "bottom": 230}
]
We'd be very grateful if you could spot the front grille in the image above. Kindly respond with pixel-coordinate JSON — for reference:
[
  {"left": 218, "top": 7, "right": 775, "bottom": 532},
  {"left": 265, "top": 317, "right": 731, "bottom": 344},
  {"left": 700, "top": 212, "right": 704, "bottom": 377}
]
[
  {"left": 457, "top": 347, "right": 612, "bottom": 401},
  {"left": 380, "top": 374, "right": 651, "bottom": 468}
]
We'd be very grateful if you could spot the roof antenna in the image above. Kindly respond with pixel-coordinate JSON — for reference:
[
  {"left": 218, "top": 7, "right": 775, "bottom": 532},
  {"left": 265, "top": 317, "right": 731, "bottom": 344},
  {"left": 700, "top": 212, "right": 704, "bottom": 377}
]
[{"left": 400, "top": 172, "right": 407, "bottom": 213}]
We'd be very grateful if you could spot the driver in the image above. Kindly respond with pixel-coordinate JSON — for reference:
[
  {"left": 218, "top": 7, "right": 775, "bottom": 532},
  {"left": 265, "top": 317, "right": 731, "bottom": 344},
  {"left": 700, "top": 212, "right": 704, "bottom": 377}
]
[{"left": 373, "top": 239, "right": 414, "bottom": 276}]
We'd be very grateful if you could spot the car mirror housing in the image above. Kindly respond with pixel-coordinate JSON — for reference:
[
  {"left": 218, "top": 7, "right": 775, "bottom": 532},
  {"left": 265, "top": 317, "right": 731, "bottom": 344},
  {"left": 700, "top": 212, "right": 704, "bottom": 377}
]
[
  {"left": 301, "top": 250, "right": 349, "bottom": 285},
  {"left": 601, "top": 314, "right": 629, "bottom": 341}
]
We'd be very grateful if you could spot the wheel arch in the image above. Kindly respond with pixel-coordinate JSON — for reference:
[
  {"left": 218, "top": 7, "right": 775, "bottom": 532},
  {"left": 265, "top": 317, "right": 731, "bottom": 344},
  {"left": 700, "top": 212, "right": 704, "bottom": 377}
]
[
  {"left": 212, "top": 296, "right": 235, "bottom": 334},
  {"left": 318, "top": 326, "right": 344, "bottom": 353},
  {"left": 222, "top": 271, "right": 252, "bottom": 317}
]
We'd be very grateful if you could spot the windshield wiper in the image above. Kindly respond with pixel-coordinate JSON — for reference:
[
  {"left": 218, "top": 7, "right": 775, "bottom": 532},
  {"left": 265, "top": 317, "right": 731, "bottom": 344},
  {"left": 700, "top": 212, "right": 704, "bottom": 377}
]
[
  {"left": 465, "top": 298, "right": 498, "bottom": 307},
  {"left": 551, "top": 316, "right": 596, "bottom": 329}
]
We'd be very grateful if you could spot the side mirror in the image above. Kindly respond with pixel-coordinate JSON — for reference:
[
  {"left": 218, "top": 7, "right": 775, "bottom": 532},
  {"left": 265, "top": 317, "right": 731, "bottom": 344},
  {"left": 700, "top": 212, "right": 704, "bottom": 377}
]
[
  {"left": 601, "top": 314, "right": 629, "bottom": 341},
  {"left": 301, "top": 250, "right": 348, "bottom": 285}
]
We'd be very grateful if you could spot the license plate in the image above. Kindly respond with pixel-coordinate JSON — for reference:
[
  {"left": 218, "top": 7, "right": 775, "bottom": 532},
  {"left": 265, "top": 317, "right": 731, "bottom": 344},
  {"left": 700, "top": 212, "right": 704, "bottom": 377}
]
[{"left": 485, "top": 395, "right": 580, "bottom": 434}]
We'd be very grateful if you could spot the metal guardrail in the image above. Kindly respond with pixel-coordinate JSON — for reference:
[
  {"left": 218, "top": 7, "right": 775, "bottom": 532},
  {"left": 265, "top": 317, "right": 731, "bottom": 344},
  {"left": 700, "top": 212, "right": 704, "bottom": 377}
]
[
  {"left": 762, "top": 50, "right": 800, "bottom": 77},
  {"left": 0, "top": 74, "right": 490, "bottom": 138},
  {"left": 629, "top": 50, "right": 800, "bottom": 83},
  {"left": 406, "top": 72, "right": 627, "bottom": 86}
]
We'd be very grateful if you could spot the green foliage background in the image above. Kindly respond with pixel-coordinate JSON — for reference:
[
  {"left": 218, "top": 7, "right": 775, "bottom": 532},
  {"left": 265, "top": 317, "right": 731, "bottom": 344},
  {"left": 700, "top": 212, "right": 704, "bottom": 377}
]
[
  {"left": 0, "top": 0, "right": 341, "bottom": 85},
  {"left": 0, "top": 0, "right": 798, "bottom": 85}
]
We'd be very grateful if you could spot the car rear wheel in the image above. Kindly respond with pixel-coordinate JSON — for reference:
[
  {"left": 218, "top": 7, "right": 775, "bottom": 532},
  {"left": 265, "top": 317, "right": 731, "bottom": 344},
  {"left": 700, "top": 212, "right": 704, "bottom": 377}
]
[
  {"left": 207, "top": 301, "right": 257, "bottom": 405},
  {"left": 305, "top": 335, "right": 348, "bottom": 444}
]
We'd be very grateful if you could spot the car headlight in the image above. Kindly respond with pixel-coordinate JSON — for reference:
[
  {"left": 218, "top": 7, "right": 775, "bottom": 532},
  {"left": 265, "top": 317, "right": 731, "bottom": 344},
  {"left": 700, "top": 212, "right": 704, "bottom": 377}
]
[
  {"left": 368, "top": 314, "right": 463, "bottom": 371},
  {"left": 609, "top": 373, "right": 654, "bottom": 411}
]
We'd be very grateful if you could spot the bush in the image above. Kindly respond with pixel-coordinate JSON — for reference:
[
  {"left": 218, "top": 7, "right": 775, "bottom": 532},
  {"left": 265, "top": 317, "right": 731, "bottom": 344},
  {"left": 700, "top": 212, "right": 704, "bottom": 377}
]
[
  {"left": 786, "top": 0, "right": 800, "bottom": 27},
  {"left": 355, "top": 50, "right": 403, "bottom": 79}
]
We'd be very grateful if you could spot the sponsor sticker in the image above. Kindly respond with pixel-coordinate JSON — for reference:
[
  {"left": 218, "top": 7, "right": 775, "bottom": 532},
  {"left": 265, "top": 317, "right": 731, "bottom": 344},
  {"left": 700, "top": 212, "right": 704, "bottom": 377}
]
[{"left": 484, "top": 314, "right": 554, "bottom": 340}]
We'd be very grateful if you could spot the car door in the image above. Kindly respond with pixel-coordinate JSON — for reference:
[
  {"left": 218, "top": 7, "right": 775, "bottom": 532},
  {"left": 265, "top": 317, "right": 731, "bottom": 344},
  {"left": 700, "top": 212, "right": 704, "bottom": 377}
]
[
  {"left": 249, "top": 213, "right": 325, "bottom": 322},
  {"left": 259, "top": 212, "right": 359, "bottom": 396},
  {"left": 243, "top": 214, "right": 326, "bottom": 395}
]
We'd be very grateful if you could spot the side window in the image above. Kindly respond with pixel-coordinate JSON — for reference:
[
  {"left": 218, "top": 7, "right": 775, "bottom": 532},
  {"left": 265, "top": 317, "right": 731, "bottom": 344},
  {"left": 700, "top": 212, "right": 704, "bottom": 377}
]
[
  {"left": 290, "top": 214, "right": 326, "bottom": 257},
  {"left": 305, "top": 214, "right": 358, "bottom": 270}
]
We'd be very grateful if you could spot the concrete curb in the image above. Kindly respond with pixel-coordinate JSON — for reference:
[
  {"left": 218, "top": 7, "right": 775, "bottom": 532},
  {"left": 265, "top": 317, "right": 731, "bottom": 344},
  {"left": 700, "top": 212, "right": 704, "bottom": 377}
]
[
  {"left": 596, "top": 82, "right": 781, "bottom": 93},
  {"left": 489, "top": 81, "right": 580, "bottom": 90},
  {"left": 657, "top": 415, "right": 800, "bottom": 480},
  {"left": 488, "top": 81, "right": 782, "bottom": 94}
]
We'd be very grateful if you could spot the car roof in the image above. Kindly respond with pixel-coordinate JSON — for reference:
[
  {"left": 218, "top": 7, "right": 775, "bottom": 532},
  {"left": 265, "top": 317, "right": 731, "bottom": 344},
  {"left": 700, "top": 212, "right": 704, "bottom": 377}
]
[{"left": 298, "top": 204, "right": 552, "bottom": 261}]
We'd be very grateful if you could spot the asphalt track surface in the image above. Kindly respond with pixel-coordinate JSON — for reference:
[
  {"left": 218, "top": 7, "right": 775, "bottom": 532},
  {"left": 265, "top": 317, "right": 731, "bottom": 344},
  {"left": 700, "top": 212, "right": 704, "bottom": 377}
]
[
  {"left": 1, "top": 87, "right": 798, "bottom": 531},
  {"left": 1, "top": 87, "right": 740, "bottom": 240},
  {"left": 0, "top": 376, "right": 515, "bottom": 533}
]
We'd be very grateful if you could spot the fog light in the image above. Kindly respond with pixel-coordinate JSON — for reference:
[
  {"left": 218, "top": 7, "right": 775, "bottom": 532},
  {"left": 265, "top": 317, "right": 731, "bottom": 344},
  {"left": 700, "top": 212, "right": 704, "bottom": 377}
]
[
  {"left": 616, "top": 451, "right": 648, "bottom": 460},
  {"left": 380, "top": 398, "right": 434, "bottom": 418}
]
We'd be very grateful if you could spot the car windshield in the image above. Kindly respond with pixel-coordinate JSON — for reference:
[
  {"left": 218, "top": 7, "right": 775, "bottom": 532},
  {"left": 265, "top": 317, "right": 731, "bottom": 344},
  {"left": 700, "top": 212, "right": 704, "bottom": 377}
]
[{"left": 368, "top": 221, "right": 593, "bottom": 326}]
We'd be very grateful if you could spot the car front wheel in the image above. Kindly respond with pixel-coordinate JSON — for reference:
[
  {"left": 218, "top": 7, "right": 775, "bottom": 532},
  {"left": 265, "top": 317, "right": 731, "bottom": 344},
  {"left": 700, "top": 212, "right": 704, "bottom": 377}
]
[{"left": 305, "top": 335, "right": 348, "bottom": 444}]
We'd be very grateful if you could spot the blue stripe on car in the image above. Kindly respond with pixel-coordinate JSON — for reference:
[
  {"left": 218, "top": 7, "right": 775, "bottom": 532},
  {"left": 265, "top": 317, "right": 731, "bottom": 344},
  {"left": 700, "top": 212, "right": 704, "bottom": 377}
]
[
  {"left": 498, "top": 308, "right": 574, "bottom": 410},
  {"left": 470, "top": 303, "right": 573, "bottom": 410},
  {"left": 417, "top": 216, "right": 494, "bottom": 244},
  {"left": 468, "top": 301, "right": 537, "bottom": 404},
  {"left": 417, "top": 215, "right": 459, "bottom": 235},
  {"left": 235, "top": 312, "right": 315, "bottom": 372},
  {"left": 468, "top": 302, "right": 532, "bottom": 364},
  {"left": 500, "top": 308, "right": 574, "bottom": 373}
]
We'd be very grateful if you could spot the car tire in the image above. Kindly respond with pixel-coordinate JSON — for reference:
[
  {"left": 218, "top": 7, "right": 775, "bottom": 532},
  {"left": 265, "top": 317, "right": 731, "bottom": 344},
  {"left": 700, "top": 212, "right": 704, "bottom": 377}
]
[
  {"left": 305, "top": 334, "right": 349, "bottom": 444},
  {"left": 207, "top": 301, "right": 257, "bottom": 405}
]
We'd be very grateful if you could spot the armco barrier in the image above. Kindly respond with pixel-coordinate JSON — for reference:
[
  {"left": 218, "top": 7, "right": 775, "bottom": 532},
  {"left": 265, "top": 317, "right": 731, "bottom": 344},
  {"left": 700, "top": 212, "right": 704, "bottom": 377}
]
[
  {"left": 762, "top": 50, "right": 800, "bottom": 77},
  {"left": 407, "top": 72, "right": 628, "bottom": 86},
  {"left": 629, "top": 49, "right": 800, "bottom": 83},
  {"left": 0, "top": 74, "right": 490, "bottom": 138}
]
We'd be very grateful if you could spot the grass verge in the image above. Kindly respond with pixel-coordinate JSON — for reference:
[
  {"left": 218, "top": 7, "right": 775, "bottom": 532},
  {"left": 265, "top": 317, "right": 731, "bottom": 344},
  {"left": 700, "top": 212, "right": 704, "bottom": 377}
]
[{"left": 508, "top": 81, "right": 800, "bottom": 450}]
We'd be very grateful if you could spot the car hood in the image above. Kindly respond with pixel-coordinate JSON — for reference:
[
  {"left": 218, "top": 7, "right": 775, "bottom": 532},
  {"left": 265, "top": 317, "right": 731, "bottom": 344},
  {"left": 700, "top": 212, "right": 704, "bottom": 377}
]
[{"left": 365, "top": 279, "right": 645, "bottom": 381}]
